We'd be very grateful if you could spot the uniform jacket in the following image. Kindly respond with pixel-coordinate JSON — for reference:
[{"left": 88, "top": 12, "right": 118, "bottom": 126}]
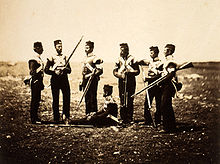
[
  {"left": 28, "top": 53, "right": 44, "bottom": 89},
  {"left": 44, "top": 53, "right": 71, "bottom": 79},
  {"left": 81, "top": 53, "right": 103, "bottom": 88},
  {"left": 147, "top": 57, "right": 163, "bottom": 78},
  {"left": 113, "top": 55, "right": 140, "bottom": 80},
  {"left": 161, "top": 55, "right": 181, "bottom": 96}
]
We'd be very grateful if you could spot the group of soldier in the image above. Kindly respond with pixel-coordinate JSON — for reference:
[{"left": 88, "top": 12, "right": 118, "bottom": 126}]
[{"left": 28, "top": 39, "right": 182, "bottom": 133}]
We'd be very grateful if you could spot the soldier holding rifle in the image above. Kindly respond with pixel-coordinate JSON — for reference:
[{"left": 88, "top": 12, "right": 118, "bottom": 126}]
[
  {"left": 44, "top": 40, "right": 71, "bottom": 124},
  {"left": 113, "top": 43, "right": 140, "bottom": 124},
  {"left": 159, "top": 44, "right": 183, "bottom": 133},
  {"left": 79, "top": 41, "right": 103, "bottom": 115},
  {"left": 138, "top": 46, "right": 163, "bottom": 127},
  {"left": 28, "top": 42, "right": 44, "bottom": 124}
]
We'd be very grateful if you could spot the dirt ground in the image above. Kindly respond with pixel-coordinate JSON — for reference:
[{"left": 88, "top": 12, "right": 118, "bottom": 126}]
[{"left": 0, "top": 61, "right": 219, "bottom": 163}]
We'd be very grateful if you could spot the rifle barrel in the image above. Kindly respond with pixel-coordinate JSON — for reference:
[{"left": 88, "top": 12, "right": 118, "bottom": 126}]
[
  {"left": 131, "top": 74, "right": 168, "bottom": 97},
  {"left": 65, "top": 35, "right": 84, "bottom": 67},
  {"left": 132, "top": 62, "right": 194, "bottom": 98}
]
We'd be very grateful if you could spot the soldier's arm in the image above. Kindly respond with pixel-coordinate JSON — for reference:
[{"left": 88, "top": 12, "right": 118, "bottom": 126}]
[
  {"left": 63, "top": 62, "right": 71, "bottom": 74},
  {"left": 129, "top": 62, "right": 140, "bottom": 76},
  {"left": 136, "top": 59, "right": 150, "bottom": 66},
  {"left": 95, "top": 67, "right": 103, "bottom": 76},
  {"left": 28, "top": 60, "right": 39, "bottom": 76},
  {"left": 44, "top": 58, "right": 55, "bottom": 75},
  {"left": 113, "top": 62, "right": 123, "bottom": 79}
]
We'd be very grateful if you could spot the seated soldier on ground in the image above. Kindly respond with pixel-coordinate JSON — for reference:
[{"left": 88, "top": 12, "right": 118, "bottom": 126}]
[{"left": 71, "top": 85, "right": 118, "bottom": 127}]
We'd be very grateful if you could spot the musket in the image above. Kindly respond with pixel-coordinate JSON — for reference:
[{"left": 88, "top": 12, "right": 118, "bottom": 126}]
[
  {"left": 131, "top": 62, "right": 194, "bottom": 98},
  {"left": 141, "top": 66, "right": 151, "bottom": 108},
  {"left": 77, "top": 67, "right": 96, "bottom": 110},
  {"left": 123, "top": 72, "right": 128, "bottom": 107},
  {"left": 141, "top": 66, "right": 156, "bottom": 127},
  {"left": 64, "top": 35, "right": 84, "bottom": 68}
]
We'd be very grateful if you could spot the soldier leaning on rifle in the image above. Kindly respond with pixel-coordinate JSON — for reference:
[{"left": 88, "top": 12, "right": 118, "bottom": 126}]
[
  {"left": 72, "top": 84, "right": 118, "bottom": 127},
  {"left": 138, "top": 46, "right": 163, "bottom": 126},
  {"left": 44, "top": 40, "right": 71, "bottom": 124},
  {"left": 79, "top": 41, "right": 103, "bottom": 115},
  {"left": 113, "top": 43, "right": 140, "bottom": 124},
  {"left": 159, "top": 44, "right": 182, "bottom": 133},
  {"left": 28, "top": 42, "right": 44, "bottom": 124}
]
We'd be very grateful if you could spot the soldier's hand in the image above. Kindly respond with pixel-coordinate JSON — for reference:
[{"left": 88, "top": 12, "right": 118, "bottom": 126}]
[
  {"left": 117, "top": 72, "right": 125, "bottom": 79},
  {"left": 167, "top": 67, "right": 176, "bottom": 73},
  {"left": 55, "top": 69, "right": 62, "bottom": 75},
  {"left": 79, "top": 81, "right": 83, "bottom": 91}
]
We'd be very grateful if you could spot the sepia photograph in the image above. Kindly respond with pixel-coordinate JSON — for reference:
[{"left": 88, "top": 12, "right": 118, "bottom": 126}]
[{"left": 0, "top": 0, "right": 219, "bottom": 163}]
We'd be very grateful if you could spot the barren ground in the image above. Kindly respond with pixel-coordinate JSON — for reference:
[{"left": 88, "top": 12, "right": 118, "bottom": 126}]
[{"left": 0, "top": 62, "right": 219, "bottom": 163}]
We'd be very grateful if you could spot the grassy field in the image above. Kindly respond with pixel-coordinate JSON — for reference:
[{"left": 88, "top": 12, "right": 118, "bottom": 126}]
[{"left": 0, "top": 61, "right": 219, "bottom": 163}]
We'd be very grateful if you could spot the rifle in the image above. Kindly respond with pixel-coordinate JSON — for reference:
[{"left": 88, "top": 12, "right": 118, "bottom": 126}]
[
  {"left": 64, "top": 35, "right": 84, "bottom": 68},
  {"left": 77, "top": 66, "right": 96, "bottom": 110},
  {"left": 123, "top": 72, "right": 128, "bottom": 107},
  {"left": 140, "top": 66, "right": 156, "bottom": 127},
  {"left": 131, "top": 62, "right": 194, "bottom": 98}
]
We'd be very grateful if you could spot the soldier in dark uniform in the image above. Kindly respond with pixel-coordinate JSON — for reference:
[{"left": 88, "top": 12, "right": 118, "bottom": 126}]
[
  {"left": 79, "top": 41, "right": 103, "bottom": 115},
  {"left": 113, "top": 43, "right": 140, "bottom": 123},
  {"left": 44, "top": 40, "right": 71, "bottom": 124},
  {"left": 72, "top": 85, "right": 118, "bottom": 127},
  {"left": 160, "top": 44, "right": 182, "bottom": 132},
  {"left": 138, "top": 46, "right": 163, "bottom": 126},
  {"left": 28, "top": 42, "right": 44, "bottom": 124}
]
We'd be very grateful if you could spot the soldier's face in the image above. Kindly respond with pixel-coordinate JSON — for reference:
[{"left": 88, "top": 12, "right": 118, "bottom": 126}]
[
  {"left": 85, "top": 45, "right": 93, "bottom": 54},
  {"left": 55, "top": 44, "right": 62, "bottom": 54},
  {"left": 164, "top": 47, "right": 172, "bottom": 57},
  {"left": 120, "top": 46, "right": 129, "bottom": 58},
  {"left": 150, "top": 50, "right": 158, "bottom": 59},
  {"left": 35, "top": 46, "right": 44, "bottom": 55}
]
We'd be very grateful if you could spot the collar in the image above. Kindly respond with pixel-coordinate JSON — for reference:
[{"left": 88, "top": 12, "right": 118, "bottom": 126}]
[
  {"left": 56, "top": 53, "right": 63, "bottom": 56},
  {"left": 165, "top": 55, "right": 174, "bottom": 60},
  {"left": 152, "top": 57, "right": 159, "bottom": 62},
  {"left": 87, "top": 52, "right": 95, "bottom": 57},
  {"left": 32, "top": 53, "right": 41, "bottom": 60}
]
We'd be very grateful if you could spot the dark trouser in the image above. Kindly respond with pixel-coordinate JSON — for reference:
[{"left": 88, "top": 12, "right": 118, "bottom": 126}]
[
  {"left": 72, "top": 104, "right": 118, "bottom": 126},
  {"left": 85, "top": 79, "right": 98, "bottom": 114},
  {"left": 119, "top": 78, "right": 136, "bottom": 123},
  {"left": 51, "top": 76, "right": 70, "bottom": 121},
  {"left": 30, "top": 82, "right": 42, "bottom": 123},
  {"left": 144, "top": 85, "right": 162, "bottom": 125},
  {"left": 160, "top": 83, "right": 176, "bottom": 131}
]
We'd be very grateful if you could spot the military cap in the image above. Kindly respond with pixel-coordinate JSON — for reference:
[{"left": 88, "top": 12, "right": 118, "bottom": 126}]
[
  {"left": 103, "top": 84, "right": 113, "bottom": 95},
  {"left": 120, "top": 43, "right": 128, "bottom": 48},
  {"left": 86, "top": 40, "right": 94, "bottom": 48},
  {"left": 33, "top": 42, "right": 42, "bottom": 48},
  {"left": 149, "top": 46, "right": 159, "bottom": 54},
  {"left": 54, "top": 40, "right": 62, "bottom": 46},
  {"left": 165, "top": 44, "right": 175, "bottom": 52}
]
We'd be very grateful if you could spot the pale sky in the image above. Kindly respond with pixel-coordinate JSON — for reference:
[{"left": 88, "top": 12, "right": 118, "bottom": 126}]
[{"left": 0, "top": 0, "right": 220, "bottom": 62}]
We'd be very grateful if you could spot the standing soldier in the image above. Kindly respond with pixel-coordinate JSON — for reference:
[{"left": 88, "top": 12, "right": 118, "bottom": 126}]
[
  {"left": 160, "top": 44, "right": 182, "bottom": 132},
  {"left": 44, "top": 40, "right": 71, "bottom": 124},
  {"left": 138, "top": 46, "right": 163, "bottom": 126},
  {"left": 79, "top": 41, "right": 103, "bottom": 115},
  {"left": 28, "top": 42, "right": 44, "bottom": 124},
  {"left": 113, "top": 43, "right": 140, "bottom": 124}
]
